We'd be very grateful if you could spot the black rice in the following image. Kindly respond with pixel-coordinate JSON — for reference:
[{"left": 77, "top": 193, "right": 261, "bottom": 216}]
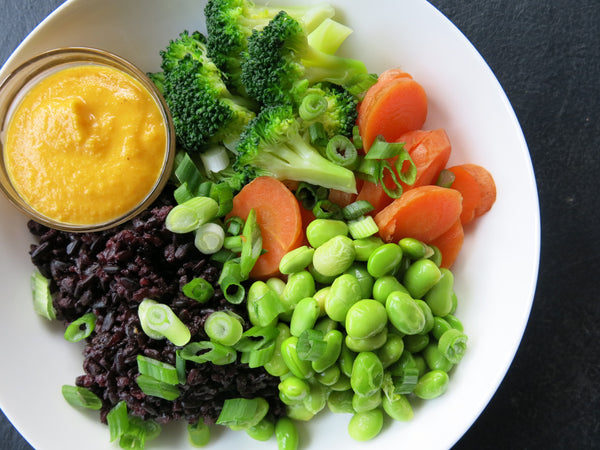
[{"left": 27, "top": 189, "right": 285, "bottom": 426}]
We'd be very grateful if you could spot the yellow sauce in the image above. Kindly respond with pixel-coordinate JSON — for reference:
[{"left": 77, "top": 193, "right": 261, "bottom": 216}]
[{"left": 4, "top": 64, "right": 167, "bottom": 226}]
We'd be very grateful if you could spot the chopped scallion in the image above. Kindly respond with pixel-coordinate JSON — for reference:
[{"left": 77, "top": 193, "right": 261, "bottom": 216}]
[
  {"left": 137, "top": 355, "right": 180, "bottom": 385},
  {"left": 294, "top": 182, "right": 329, "bottom": 210},
  {"left": 194, "top": 222, "right": 225, "bottom": 254},
  {"left": 61, "top": 385, "right": 102, "bottom": 410},
  {"left": 135, "top": 374, "right": 180, "bottom": 401},
  {"left": 347, "top": 215, "right": 379, "bottom": 239},
  {"left": 188, "top": 418, "right": 211, "bottom": 447},
  {"left": 312, "top": 199, "right": 343, "bottom": 220},
  {"left": 209, "top": 182, "right": 234, "bottom": 217},
  {"left": 180, "top": 341, "right": 237, "bottom": 365},
  {"left": 234, "top": 326, "right": 280, "bottom": 353},
  {"left": 240, "top": 209, "right": 262, "bottom": 279},
  {"left": 299, "top": 92, "right": 328, "bottom": 121},
  {"left": 218, "top": 261, "right": 246, "bottom": 304},
  {"left": 326, "top": 135, "right": 358, "bottom": 169},
  {"left": 107, "top": 401, "right": 129, "bottom": 442},
  {"left": 296, "top": 329, "right": 327, "bottom": 361},
  {"left": 436, "top": 168, "right": 456, "bottom": 188},
  {"left": 174, "top": 152, "right": 203, "bottom": 194},
  {"left": 342, "top": 200, "right": 375, "bottom": 220},
  {"left": 216, "top": 397, "right": 269, "bottom": 430},
  {"left": 182, "top": 277, "right": 214, "bottom": 303},
  {"left": 138, "top": 299, "right": 191, "bottom": 346},
  {"left": 64, "top": 312, "right": 96, "bottom": 342},
  {"left": 199, "top": 145, "right": 230, "bottom": 174},
  {"left": 165, "top": 196, "right": 219, "bottom": 234},
  {"left": 224, "top": 216, "right": 244, "bottom": 236},
  {"left": 174, "top": 182, "right": 195, "bottom": 204},
  {"left": 31, "top": 270, "right": 56, "bottom": 320}
]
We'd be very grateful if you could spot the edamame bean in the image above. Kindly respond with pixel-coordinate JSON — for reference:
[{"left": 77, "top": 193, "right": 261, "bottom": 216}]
[
  {"left": 290, "top": 297, "right": 320, "bottom": 337},
  {"left": 308, "top": 264, "right": 337, "bottom": 285},
  {"left": 313, "top": 316, "right": 337, "bottom": 334},
  {"left": 403, "top": 259, "right": 441, "bottom": 299},
  {"left": 325, "top": 273, "right": 362, "bottom": 322},
  {"left": 303, "top": 381, "right": 328, "bottom": 415},
  {"left": 382, "top": 394, "right": 413, "bottom": 421},
  {"left": 422, "top": 342, "right": 453, "bottom": 372},
  {"left": 275, "top": 417, "right": 299, "bottom": 450},
  {"left": 286, "top": 401, "right": 315, "bottom": 421},
  {"left": 266, "top": 277, "right": 286, "bottom": 297},
  {"left": 367, "top": 243, "right": 403, "bottom": 278},
  {"left": 352, "top": 390, "right": 382, "bottom": 413},
  {"left": 413, "top": 354, "right": 427, "bottom": 376},
  {"left": 264, "top": 323, "right": 292, "bottom": 377},
  {"left": 348, "top": 409, "right": 384, "bottom": 442},
  {"left": 315, "top": 364, "right": 341, "bottom": 386},
  {"left": 313, "top": 287, "right": 331, "bottom": 317},
  {"left": 372, "top": 275, "right": 409, "bottom": 304},
  {"left": 280, "top": 336, "right": 314, "bottom": 379},
  {"left": 306, "top": 219, "right": 348, "bottom": 248},
  {"left": 246, "top": 417, "right": 275, "bottom": 441},
  {"left": 339, "top": 341, "right": 356, "bottom": 378},
  {"left": 427, "top": 245, "right": 443, "bottom": 267},
  {"left": 312, "top": 329, "right": 343, "bottom": 373},
  {"left": 424, "top": 268, "right": 454, "bottom": 317},
  {"left": 414, "top": 369, "right": 449, "bottom": 400},
  {"left": 279, "top": 246, "right": 315, "bottom": 275},
  {"left": 398, "top": 237, "right": 432, "bottom": 260},
  {"left": 403, "top": 333, "right": 430, "bottom": 353},
  {"left": 376, "top": 332, "right": 404, "bottom": 369},
  {"left": 351, "top": 352, "right": 383, "bottom": 397},
  {"left": 281, "top": 271, "right": 316, "bottom": 315},
  {"left": 353, "top": 236, "right": 385, "bottom": 261},
  {"left": 279, "top": 376, "right": 310, "bottom": 403},
  {"left": 415, "top": 299, "right": 434, "bottom": 335},
  {"left": 444, "top": 313, "right": 464, "bottom": 332},
  {"left": 345, "top": 299, "right": 388, "bottom": 339},
  {"left": 329, "top": 373, "right": 352, "bottom": 391},
  {"left": 449, "top": 291, "right": 458, "bottom": 314},
  {"left": 312, "top": 235, "right": 356, "bottom": 277},
  {"left": 431, "top": 316, "right": 452, "bottom": 341},
  {"left": 344, "top": 263, "right": 374, "bottom": 299},
  {"left": 385, "top": 291, "right": 426, "bottom": 335},
  {"left": 328, "top": 389, "right": 355, "bottom": 414},
  {"left": 345, "top": 327, "right": 388, "bottom": 352}
]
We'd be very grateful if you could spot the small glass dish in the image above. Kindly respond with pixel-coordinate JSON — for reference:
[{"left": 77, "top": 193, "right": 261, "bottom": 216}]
[{"left": 0, "top": 47, "right": 175, "bottom": 232}]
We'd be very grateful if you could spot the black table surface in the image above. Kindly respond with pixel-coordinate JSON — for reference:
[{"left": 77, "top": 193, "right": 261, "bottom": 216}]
[{"left": 1, "top": 1, "right": 598, "bottom": 449}]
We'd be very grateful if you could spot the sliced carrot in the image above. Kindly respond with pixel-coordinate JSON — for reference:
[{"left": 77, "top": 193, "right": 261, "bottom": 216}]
[
  {"left": 429, "top": 219, "right": 464, "bottom": 268},
  {"left": 355, "top": 179, "right": 394, "bottom": 216},
  {"left": 358, "top": 75, "right": 428, "bottom": 151},
  {"left": 398, "top": 128, "right": 452, "bottom": 190},
  {"left": 447, "top": 165, "right": 482, "bottom": 225},
  {"left": 377, "top": 68, "right": 413, "bottom": 84},
  {"left": 227, "top": 176, "right": 303, "bottom": 279},
  {"left": 374, "top": 185, "right": 463, "bottom": 243},
  {"left": 461, "top": 163, "right": 497, "bottom": 217}
]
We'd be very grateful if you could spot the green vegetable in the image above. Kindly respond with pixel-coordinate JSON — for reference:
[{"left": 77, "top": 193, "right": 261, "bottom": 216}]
[
  {"left": 279, "top": 376, "right": 311, "bottom": 403},
  {"left": 312, "top": 235, "right": 356, "bottom": 278},
  {"left": 352, "top": 236, "right": 384, "bottom": 261},
  {"left": 382, "top": 394, "right": 413, "bottom": 422},
  {"left": 204, "top": 311, "right": 244, "bottom": 346},
  {"left": 352, "top": 390, "right": 382, "bottom": 413},
  {"left": 306, "top": 219, "right": 348, "bottom": 248},
  {"left": 194, "top": 222, "right": 225, "bottom": 254},
  {"left": 138, "top": 299, "right": 191, "bottom": 346},
  {"left": 31, "top": 270, "right": 56, "bottom": 320},
  {"left": 347, "top": 215, "right": 379, "bottom": 240},
  {"left": 385, "top": 291, "right": 426, "bottom": 335},
  {"left": 107, "top": 401, "right": 129, "bottom": 442},
  {"left": 281, "top": 270, "right": 316, "bottom": 315},
  {"left": 311, "top": 329, "right": 343, "bottom": 373},
  {"left": 64, "top": 313, "right": 96, "bottom": 342},
  {"left": 345, "top": 299, "right": 388, "bottom": 340},
  {"left": 247, "top": 280, "right": 284, "bottom": 327},
  {"left": 279, "top": 245, "right": 315, "bottom": 275},
  {"left": 188, "top": 418, "right": 211, "bottom": 447},
  {"left": 136, "top": 355, "right": 179, "bottom": 385},
  {"left": 438, "top": 328, "right": 468, "bottom": 364},
  {"left": 290, "top": 297, "right": 321, "bottom": 337},
  {"left": 324, "top": 273, "right": 362, "bottom": 322},
  {"left": 325, "top": 134, "right": 358, "bottom": 169},
  {"left": 347, "top": 409, "right": 383, "bottom": 442},
  {"left": 422, "top": 342, "right": 454, "bottom": 373},
  {"left": 180, "top": 341, "right": 237, "bottom": 365},
  {"left": 182, "top": 277, "right": 214, "bottom": 303},
  {"left": 350, "top": 352, "right": 383, "bottom": 397},
  {"left": 275, "top": 417, "right": 299, "bottom": 450},
  {"left": 61, "top": 385, "right": 102, "bottom": 410},
  {"left": 327, "top": 389, "right": 355, "bottom": 414},
  {"left": 424, "top": 268, "right": 455, "bottom": 317},
  {"left": 372, "top": 275, "right": 409, "bottom": 304},
  {"left": 246, "top": 417, "right": 275, "bottom": 442},
  {"left": 367, "top": 243, "right": 403, "bottom": 278},
  {"left": 135, "top": 374, "right": 180, "bottom": 401},
  {"left": 216, "top": 397, "right": 269, "bottom": 429},
  {"left": 165, "top": 196, "right": 220, "bottom": 234},
  {"left": 281, "top": 336, "right": 314, "bottom": 379},
  {"left": 414, "top": 370, "right": 450, "bottom": 400}
]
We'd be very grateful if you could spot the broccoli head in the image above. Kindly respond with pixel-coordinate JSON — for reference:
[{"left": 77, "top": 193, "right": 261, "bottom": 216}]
[
  {"left": 240, "top": 11, "right": 376, "bottom": 107},
  {"left": 233, "top": 104, "right": 357, "bottom": 193},
  {"left": 204, "top": 0, "right": 335, "bottom": 93},
  {"left": 157, "top": 30, "right": 255, "bottom": 152}
]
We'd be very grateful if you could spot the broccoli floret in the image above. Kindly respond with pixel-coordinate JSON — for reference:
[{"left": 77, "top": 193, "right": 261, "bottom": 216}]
[
  {"left": 298, "top": 82, "right": 358, "bottom": 138},
  {"left": 240, "top": 11, "right": 376, "bottom": 107},
  {"left": 157, "top": 30, "right": 256, "bottom": 152},
  {"left": 233, "top": 104, "right": 357, "bottom": 193},
  {"left": 204, "top": 0, "right": 335, "bottom": 93}
]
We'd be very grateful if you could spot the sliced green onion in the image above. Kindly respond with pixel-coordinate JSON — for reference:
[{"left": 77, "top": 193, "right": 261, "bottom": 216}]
[
  {"left": 64, "top": 312, "right": 96, "bottom": 342},
  {"left": 180, "top": 341, "right": 237, "bottom": 365},
  {"left": 394, "top": 147, "right": 417, "bottom": 185},
  {"left": 378, "top": 160, "right": 403, "bottom": 199},
  {"left": 438, "top": 329, "right": 468, "bottom": 364},
  {"left": 240, "top": 209, "right": 263, "bottom": 279},
  {"left": 204, "top": 311, "right": 244, "bottom": 347},
  {"left": 61, "top": 385, "right": 102, "bottom": 410},
  {"left": 196, "top": 181, "right": 214, "bottom": 198},
  {"left": 210, "top": 248, "right": 237, "bottom": 264},
  {"left": 247, "top": 281, "right": 285, "bottom": 327},
  {"left": 342, "top": 200, "right": 375, "bottom": 220},
  {"left": 234, "top": 326, "right": 280, "bottom": 352},
  {"left": 188, "top": 418, "right": 211, "bottom": 447},
  {"left": 165, "top": 196, "right": 220, "bottom": 234},
  {"left": 347, "top": 215, "right": 379, "bottom": 239},
  {"left": 356, "top": 158, "right": 380, "bottom": 184},
  {"left": 182, "top": 277, "right": 215, "bottom": 303},
  {"left": 135, "top": 374, "right": 180, "bottom": 401},
  {"left": 393, "top": 366, "right": 419, "bottom": 395},
  {"left": 326, "top": 135, "right": 358, "bottom": 169},
  {"left": 308, "top": 122, "right": 328, "bottom": 148},
  {"left": 194, "top": 222, "right": 225, "bottom": 254},
  {"left": 223, "top": 235, "right": 244, "bottom": 253},
  {"left": 364, "top": 135, "right": 404, "bottom": 160},
  {"left": 209, "top": 182, "right": 234, "bottom": 217},
  {"left": 137, "top": 355, "right": 179, "bottom": 385},
  {"left": 436, "top": 169, "right": 456, "bottom": 188},
  {"left": 352, "top": 125, "right": 363, "bottom": 150},
  {"left": 128, "top": 416, "right": 161, "bottom": 442},
  {"left": 312, "top": 199, "right": 343, "bottom": 220},
  {"left": 299, "top": 92, "right": 328, "bottom": 121},
  {"left": 175, "top": 152, "right": 203, "bottom": 194},
  {"left": 295, "top": 182, "right": 329, "bottom": 210},
  {"left": 218, "top": 261, "right": 246, "bottom": 304},
  {"left": 216, "top": 397, "right": 269, "bottom": 429},
  {"left": 107, "top": 401, "right": 129, "bottom": 442},
  {"left": 175, "top": 350, "right": 187, "bottom": 385},
  {"left": 246, "top": 340, "right": 276, "bottom": 368},
  {"left": 31, "top": 270, "right": 56, "bottom": 320},
  {"left": 118, "top": 424, "right": 145, "bottom": 450},
  {"left": 199, "top": 145, "right": 230, "bottom": 174},
  {"left": 174, "top": 182, "right": 195, "bottom": 204},
  {"left": 138, "top": 299, "right": 191, "bottom": 346},
  {"left": 225, "top": 216, "right": 244, "bottom": 236},
  {"left": 296, "top": 329, "right": 327, "bottom": 361}
]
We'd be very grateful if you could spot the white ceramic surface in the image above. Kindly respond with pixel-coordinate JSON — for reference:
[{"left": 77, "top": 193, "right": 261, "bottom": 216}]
[{"left": 0, "top": 1, "right": 540, "bottom": 449}]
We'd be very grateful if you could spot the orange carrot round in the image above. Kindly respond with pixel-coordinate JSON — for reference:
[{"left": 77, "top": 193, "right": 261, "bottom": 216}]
[
  {"left": 447, "top": 165, "right": 482, "bottom": 225},
  {"left": 358, "top": 76, "right": 428, "bottom": 151},
  {"left": 398, "top": 128, "right": 452, "bottom": 189},
  {"left": 461, "top": 163, "right": 497, "bottom": 217},
  {"left": 429, "top": 219, "right": 464, "bottom": 268},
  {"left": 374, "top": 185, "right": 463, "bottom": 243},
  {"left": 227, "top": 176, "right": 303, "bottom": 279},
  {"left": 355, "top": 179, "right": 394, "bottom": 216}
]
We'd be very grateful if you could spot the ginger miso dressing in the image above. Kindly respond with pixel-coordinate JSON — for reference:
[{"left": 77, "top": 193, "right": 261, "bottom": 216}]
[{"left": 4, "top": 64, "right": 167, "bottom": 226}]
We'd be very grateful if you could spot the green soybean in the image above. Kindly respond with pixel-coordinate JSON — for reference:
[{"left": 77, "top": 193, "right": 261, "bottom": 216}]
[
  {"left": 344, "top": 263, "right": 375, "bottom": 299},
  {"left": 382, "top": 394, "right": 413, "bottom": 421},
  {"left": 424, "top": 268, "right": 454, "bottom": 316},
  {"left": 372, "top": 275, "right": 409, "bottom": 304},
  {"left": 351, "top": 352, "right": 383, "bottom": 397},
  {"left": 385, "top": 291, "right": 426, "bottom": 335},
  {"left": 279, "top": 246, "right": 315, "bottom": 275},
  {"left": 367, "top": 243, "right": 403, "bottom": 278},
  {"left": 403, "top": 333, "right": 430, "bottom": 353},
  {"left": 312, "top": 235, "right": 356, "bottom": 277},
  {"left": 422, "top": 342, "right": 453, "bottom": 372},
  {"left": 286, "top": 402, "right": 315, "bottom": 421},
  {"left": 313, "top": 316, "right": 337, "bottom": 334},
  {"left": 325, "top": 273, "right": 362, "bottom": 322},
  {"left": 246, "top": 417, "right": 274, "bottom": 442},
  {"left": 431, "top": 316, "right": 453, "bottom": 341},
  {"left": 281, "top": 271, "right": 316, "bottom": 315},
  {"left": 345, "top": 327, "right": 388, "bottom": 352},
  {"left": 352, "top": 390, "right": 382, "bottom": 413},
  {"left": 353, "top": 236, "right": 385, "bottom": 261},
  {"left": 328, "top": 389, "right": 355, "bottom": 414},
  {"left": 308, "top": 264, "right": 337, "bottom": 285},
  {"left": 315, "top": 364, "right": 341, "bottom": 386},
  {"left": 279, "top": 376, "right": 310, "bottom": 402},
  {"left": 414, "top": 370, "right": 449, "bottom": 400},
  {"left": 348, "top": 409, "right": 384, "bottom": 442},
  {"left": 376, "top": 332, "right": 405, "bottom": 369},
  {"left": 339, "top": 341, "right": 356, "bottom": 378},
  {"left": 345, "top": 299, "right": 388, "bottom": 340},
  {"left": 312, "top": 329, "right": 343, "bottom": 373},
  {"left": 329, "top": 373, "right": 352, "bottom": 391},
  {"left": 303, "top": 381, "right": 328, "bottom": 415},
  {"left": 403, "top": 259, "right": 441, "bottom": 299},
  {"left": 264, "top": 323, "right": 292, "bottom": 377},
  {"left": 427, "top": 244, "right": 443, "bottom": 267},
  {"left": 290, "top": 297, "right": 320, "bottom": 337},
  {"left": 280, "top": 336, "right": 314, "bottom": 379},
  {"left": 306, "top": 219, "right": 348, "bottom": 248},
  {"left": 275, "top": 417, "right": 299, "bottom": 450},
  {"left": 313, "top": 287, "right": 331, "bottom": 317},
  {"left": 398, "top": 237, "right": 432, "bottom": 260},
  {"left": 266, "top": 277, "right": 286, "bottom": 297},
  {"left": 415, "top": 299, "right": 434, "bottom": 335},
  {"left": 444, "top": 313, "right": 465, "bottom": 332}
]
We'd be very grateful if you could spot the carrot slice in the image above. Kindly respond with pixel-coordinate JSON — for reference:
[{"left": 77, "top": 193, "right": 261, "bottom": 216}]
[
  {"left": 429, "top": 219, "right": 464, "bottom": 268},
  {"left": 358, "top": 76, "right": 428, "bottom": 151},
  {"left": 461, "top": 163, "right": 497, "bottom": 217},
  {"left": 447, "top": 165, "right": 482, "bottom": 225},
  {"left": 355, "top": 179, "right": 394, "bottom": 216},
  {"left": 374, "top": 185, "right": 463, "bottom": 243},
  {"left": 227, "top": 176, "right": 303, "bottom": 279}
]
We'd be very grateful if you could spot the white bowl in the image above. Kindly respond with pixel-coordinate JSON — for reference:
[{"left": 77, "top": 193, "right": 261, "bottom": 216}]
[{"left": 0, "top": 1, "right": 540, "bottom": 449}]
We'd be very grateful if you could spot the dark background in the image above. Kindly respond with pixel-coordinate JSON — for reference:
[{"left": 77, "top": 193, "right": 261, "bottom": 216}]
[{"left": 1, "top": 1, "right": 598, "bottom": 449}]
